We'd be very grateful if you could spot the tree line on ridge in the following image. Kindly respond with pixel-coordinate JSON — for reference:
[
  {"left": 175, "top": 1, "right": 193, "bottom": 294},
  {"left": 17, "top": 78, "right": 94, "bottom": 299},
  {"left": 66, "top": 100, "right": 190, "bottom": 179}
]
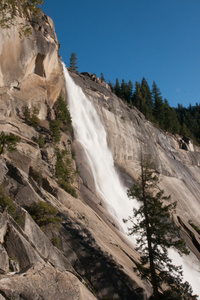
[{"left": 105, "top": 77, "right": 200, "bottom": 145}]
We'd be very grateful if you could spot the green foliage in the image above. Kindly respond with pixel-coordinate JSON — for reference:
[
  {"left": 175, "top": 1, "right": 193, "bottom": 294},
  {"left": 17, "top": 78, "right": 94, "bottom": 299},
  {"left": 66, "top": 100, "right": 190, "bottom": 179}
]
[
  {"left": 69, "top": 52, "right": 78, "bottom": 71},
  {"left": 0, "top": 185, "right": 26, "bottom": 226},
  {"left": 0, "top": 131, "right": 20, "bottom": 155},
  {"left": 55, "top": 149, "right": 73, "bottom": 181},
  {"left": 107, "top": 75, "right": 200, "bottom": 144},
  {"left": 49, "top": 95, "right": 72, "bottom": 144},
  {"left": 162, "top": 281, "right": 198, "bottom": 300},
  {"left": 55, "top": 148, "right": 77, "bottom": 198},
  {"left": 188, "top": 221, "right": 200, "bottom": 235},
  {"left": 24, "top": 106, "right": 40, "bottom": 127},
  {"left": 49, "top": 119, "right": 62, "bottom": 143},
  {"left": 114, "top": 78, "right": 122, "bottom": 98},
  {"left": 100, "top": 73, "right": 105, "bottom": 82},
  {"left": 108, "top": 80, "right": 114, "bottom": 92},
  {"left": 26, "top": 200, "right": 61, "bottom": 227},
  {"left": 0, "top": 0, "right": 43, "bottom": 36},
  {"left": 15, "top": 213, "right": 25, "bottom": 226},
  {"left": 51, "top": 236, "right": 61, "bottom": 249},
  {"left": 71, "top": 147, "right": 76, "bottom": 160},
  {"left": 125, "top": 155, "right": 196, "bottom": 299},
  {"left": 57, "top": 179, "right": 77, "bottom": 198},
  {"left": 176, "top": 103, "right": 200, "bottom": 144},
  {"left": 152, "top": 81, "right": 165, "bottom": 128},
  {"left": 0, "top": 184, "right": 16, "bottom": 217},
  {"left": 36, "top": 134, "right": 45, "bottom": 148},
  {"left": 53, "top": 95, "right": 72, "bottom": 128}
]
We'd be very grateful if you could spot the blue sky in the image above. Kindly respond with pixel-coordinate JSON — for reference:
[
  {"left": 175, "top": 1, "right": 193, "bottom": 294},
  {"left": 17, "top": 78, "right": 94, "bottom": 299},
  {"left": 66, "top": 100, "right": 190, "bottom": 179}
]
[{"left": 43, "top": 0, "right": 200, "bottom": 108}]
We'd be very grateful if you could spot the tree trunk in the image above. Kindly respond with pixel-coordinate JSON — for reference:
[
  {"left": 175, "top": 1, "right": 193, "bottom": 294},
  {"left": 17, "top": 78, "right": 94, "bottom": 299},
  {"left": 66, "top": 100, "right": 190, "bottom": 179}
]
[{"left": 141, "top": 164, "right": 159, "bottom": 300}]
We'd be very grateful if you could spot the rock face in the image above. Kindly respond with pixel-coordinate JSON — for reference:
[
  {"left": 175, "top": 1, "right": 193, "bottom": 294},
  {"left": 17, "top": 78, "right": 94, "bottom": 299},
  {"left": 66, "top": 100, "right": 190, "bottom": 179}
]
[
  {"left": 69, "top": 71, "right": 200, "bottom": 276},
  {"left": 0, "top": 12, "right": 65, "bottom": 120},
  {"left": 0, "top": 8, "right": 200, "bottom": 300},
  {"left": 0, "top": 12, "right": 148, "bottom": 300},
  {"left": 70, "top": 71, "right": 200, "bottom": 229}
]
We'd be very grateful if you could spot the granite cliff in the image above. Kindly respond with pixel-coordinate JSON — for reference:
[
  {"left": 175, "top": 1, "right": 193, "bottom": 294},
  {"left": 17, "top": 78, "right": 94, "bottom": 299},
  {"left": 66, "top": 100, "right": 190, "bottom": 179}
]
[{"left": 0, "top": 9, "right": 199, "bottom": 300}]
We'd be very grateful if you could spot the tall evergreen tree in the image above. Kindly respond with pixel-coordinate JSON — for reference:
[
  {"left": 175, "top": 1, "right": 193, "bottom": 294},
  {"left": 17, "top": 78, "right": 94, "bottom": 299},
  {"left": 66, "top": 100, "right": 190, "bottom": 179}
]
[
  {"left": 108, "top": 80, "right": 114, "bottom": 92},
  {"left": 127, "top": 80, "right": 133, "bottom": 103},
  {"left": 121, "top": 79, "right": 129, "bottom": 102},
  {"left": 132, "top": 81, "right": 144, "bottom": 111},
  {"left": 69, "top": 52, "right": 78, "bottom": 71},
  {"left": 141, "top": 77, "right": 153, "bottom": 120},
  {"left": 125, "top": 155, "right": 196, "bottom": 299},
  {"left": 114, "top": 78, "right": 121, "bottom": 98},
  {"left": 100, "top": 73, "right": 105, "bottom": 82},
  {"left": 152, "top": 81, "right": 164, "bottom": 128},
  {"left": 163, "top": 99, "right": 174, "bottom": 132}
]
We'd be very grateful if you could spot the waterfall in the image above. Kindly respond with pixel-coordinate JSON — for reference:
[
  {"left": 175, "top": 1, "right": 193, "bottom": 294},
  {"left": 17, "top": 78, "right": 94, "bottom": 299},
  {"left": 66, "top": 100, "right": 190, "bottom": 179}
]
[
  {"left": 63, "top": 65, "right": 200, "bottom": 297},
  {"left": 63, "top": 64, "right": 138, "bottom": 232}
]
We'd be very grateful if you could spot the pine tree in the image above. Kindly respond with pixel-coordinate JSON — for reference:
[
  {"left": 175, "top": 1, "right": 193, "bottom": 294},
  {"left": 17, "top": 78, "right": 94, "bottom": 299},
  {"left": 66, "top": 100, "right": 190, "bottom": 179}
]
[
  {"left": 163, "top": 99, "right": 173, "bottom": 132},
  {"left": 152, "top": 81, "right": 164, "bottom": 128},
  {"left": 120, "top": 79, "right": 128, "bottom": 101},
  {"left": 108, "top": 80, "right": 114, "bottom": 92},
  {"left": 141, "top": 77, "right": 153, "bottom": 120},
  {"left": 0, "top": 132, "right": 20, "bottom": 155},
  {"left": 127, "top": 80, "right": 133, "bottom": 103},
  {"left": 100, "top": 73, "right": 105, "bottom": 82},
  {"left": 132, "top": 81, "right": 143, "bottom": 110},
  {"left": 125, "top": 155, "right": 196, "bottom": 299},
  {"left": 69, "top": 52, "right": 78, "bottom": 71},
  {"left": 114, "top": 78, "right": 121, "bottom": 98}
]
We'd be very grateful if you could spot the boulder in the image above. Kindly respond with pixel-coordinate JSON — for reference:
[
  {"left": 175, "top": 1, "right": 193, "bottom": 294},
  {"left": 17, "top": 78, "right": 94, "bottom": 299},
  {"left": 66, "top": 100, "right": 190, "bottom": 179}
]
[{"left": 0, "top": 262, "right": 97, "bottom": 300}]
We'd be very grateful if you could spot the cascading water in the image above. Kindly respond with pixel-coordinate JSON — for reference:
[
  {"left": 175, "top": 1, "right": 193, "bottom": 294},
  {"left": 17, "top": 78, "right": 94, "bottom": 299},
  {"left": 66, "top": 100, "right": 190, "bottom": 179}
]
[
  {"left": 63, "top": 64, "right": 200, "bottom": 297},
  {"left": 63, "top": 64, "right": 138, "bottom": 232}
]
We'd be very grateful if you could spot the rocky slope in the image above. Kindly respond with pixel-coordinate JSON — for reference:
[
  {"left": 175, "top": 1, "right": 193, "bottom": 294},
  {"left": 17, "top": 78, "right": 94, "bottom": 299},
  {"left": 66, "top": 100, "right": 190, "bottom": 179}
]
[
  {"left": 0, "top": 9, "right": 199, "bottom": 300},
  {"left": 0, "top": 11, "right": 148, "bottom": 300},
  {"left": 70, "top": 71, "right": 200, "bottom": 258}
]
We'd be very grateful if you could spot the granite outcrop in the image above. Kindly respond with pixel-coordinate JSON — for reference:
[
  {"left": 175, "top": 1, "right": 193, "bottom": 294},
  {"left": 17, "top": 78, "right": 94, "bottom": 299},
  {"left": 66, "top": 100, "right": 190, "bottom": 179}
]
[{"left": 0, "top": 8, "right": 200, "bottom": 300}]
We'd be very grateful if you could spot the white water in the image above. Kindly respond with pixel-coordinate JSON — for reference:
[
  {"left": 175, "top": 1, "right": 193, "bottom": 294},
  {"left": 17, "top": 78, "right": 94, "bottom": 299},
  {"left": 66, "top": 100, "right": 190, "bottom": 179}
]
[
  {"left": 63, "top": 65, "right": 138, "bottom": 231},
  {"left": 63, "top": 65, "right": 200, "bottom": 297}
]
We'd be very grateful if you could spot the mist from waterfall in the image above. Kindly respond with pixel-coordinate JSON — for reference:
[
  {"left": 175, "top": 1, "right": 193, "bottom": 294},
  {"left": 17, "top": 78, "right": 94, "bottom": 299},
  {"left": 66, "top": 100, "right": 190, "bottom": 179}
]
[{"left": 63, "top": 64, "right": 200, "bottom": 297}]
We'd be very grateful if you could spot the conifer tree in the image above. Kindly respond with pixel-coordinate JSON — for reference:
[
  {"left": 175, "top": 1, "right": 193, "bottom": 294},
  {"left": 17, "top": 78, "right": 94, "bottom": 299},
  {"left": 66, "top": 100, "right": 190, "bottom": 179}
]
[
  {"left": 141, "top": 77, "right": 153, "bottom": 119},
  {"left": 0, "top": 132, "right": 20, "bottom": 155},
  {"left": 152, "top": 81, "right": 164, "bottom": 128},
  {"left": 120, "top": 79, "right": 128, "bottom": 101},
  {"left": 114, "top": 78, "right": 121, "bottom": 98},
  {"left": 163, "top": 99, "right": 173, "bottom": 132},
  {"left": 125, "top": 155, "right": 196, "bottom": 300},
  {"left": 100, "top": 73, "right": 105, "bottom": 82},
  {"left": 69, "top": 52, "right": 78, "bottom": 71},
  {"left": 108, "top": 80, "right": 114, "bottom": 92},
  {"left": 132, "top": 81, "right": 143, "bottom": 110},
  {"left": 127, "top": 80, "right": 133, "bottom": 103}
]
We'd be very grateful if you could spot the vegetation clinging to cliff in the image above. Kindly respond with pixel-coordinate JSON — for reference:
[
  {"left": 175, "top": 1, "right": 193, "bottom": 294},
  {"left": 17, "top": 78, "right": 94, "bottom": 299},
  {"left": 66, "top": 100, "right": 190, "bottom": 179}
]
[
  {"left": 26, "top": 200, "right": 61, "bottom": 228},
  {"left": 0, "top": 0, "right": 43, "bottom": 36},
  {"left": 55, "top": 148, "right": 77, "bottom": 198},
  {"left": 0, "top": 131, "right": 20, "bottom": 155},
  {"left": 50, "top": 95, "right": 72, "bottom": 143}
]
